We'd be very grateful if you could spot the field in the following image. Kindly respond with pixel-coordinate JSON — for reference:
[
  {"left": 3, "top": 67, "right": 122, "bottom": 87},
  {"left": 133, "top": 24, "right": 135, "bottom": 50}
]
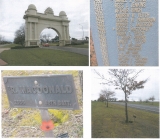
[
  {"left": 0, "top": 48, "right": 88, "bottom": 66},
  {"left": 40, "top": 42, "right": 89, "bottom": 48},
  {"left": 66, "top": 43, "right": 88, "bottom": 48},
  {"left": 92, "top": 101, "right": 159, "bottom": 138},
  {"left": 128, "top": 101, "right": 159, "bottom": 106},
  {"left": 0, "top": 43, "right": 21, "bottom": 48}
]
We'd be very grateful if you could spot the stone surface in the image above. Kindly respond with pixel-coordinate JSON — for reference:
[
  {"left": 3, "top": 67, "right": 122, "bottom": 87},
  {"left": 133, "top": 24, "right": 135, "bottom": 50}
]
[
  {"left": 90, "top": 0, "right": 158, "bottom": 66},
  {"left": 2, "top": 71, "right": 83, "bottom": 138},
  {"left": 90, "top": 31, "right": 98, "bottom": 66},
  {"left": 24, "top": 4, "right": 70, "bottom": 47},
  {"left": 3, "top": 75, "right": 79, "bottom": 110}
]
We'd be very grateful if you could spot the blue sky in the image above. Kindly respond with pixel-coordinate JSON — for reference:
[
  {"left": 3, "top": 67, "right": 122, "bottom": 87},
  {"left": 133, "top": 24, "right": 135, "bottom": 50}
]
[
  {"left": 91, "top": 69, "right": 159, "bottom": 101},
  {"left": 0, "top": 0, "right": 89, "bottom": 42}
]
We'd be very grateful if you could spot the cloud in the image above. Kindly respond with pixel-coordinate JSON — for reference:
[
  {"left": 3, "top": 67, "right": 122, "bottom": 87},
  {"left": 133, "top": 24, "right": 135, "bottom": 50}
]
[{"left": 0, "top": 0, "right": 89, "bottom": 41}]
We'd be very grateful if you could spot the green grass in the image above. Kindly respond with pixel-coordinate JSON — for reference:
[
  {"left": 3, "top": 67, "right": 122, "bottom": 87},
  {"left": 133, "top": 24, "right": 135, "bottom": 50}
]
[
  {"left": 0, "top": 48, "right": 88, "bottom": 66},
  {"left": 92, "top": 101, "right": 159, "bottom": 138},
  {"left": 40, "top": 42, "right": 88, "bottom": 48},
  {"left": 128, "top": 101, "right": 159, "bottom": 106},
  {"left": 66, "top": 43, "right": 89, "bottom": 48},
  {"left": 0, "top": 43, "right": 21, "bottom": 48}
]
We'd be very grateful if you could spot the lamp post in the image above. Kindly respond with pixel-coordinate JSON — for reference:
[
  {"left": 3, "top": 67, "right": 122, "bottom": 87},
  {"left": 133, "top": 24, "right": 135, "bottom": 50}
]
[{"left": 79, "top": 24, "right": 84, "bottom": 40}]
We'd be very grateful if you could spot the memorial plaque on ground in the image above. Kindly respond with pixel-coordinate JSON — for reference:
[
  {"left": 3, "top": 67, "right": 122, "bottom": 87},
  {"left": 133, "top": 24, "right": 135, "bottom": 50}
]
[
  {"left": 3, "top": 75, "right": 79, "bottom": 110},
  {"left": 90, "top": 0, "right": 158, "bottom": 66}
]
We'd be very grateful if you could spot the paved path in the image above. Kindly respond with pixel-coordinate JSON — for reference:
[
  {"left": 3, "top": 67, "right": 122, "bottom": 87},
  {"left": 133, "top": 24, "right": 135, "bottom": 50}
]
[
  {"left": 0, "top": 47, "right": 10, "bottom": 66},
  {"left": 41, "top": 46, "right": 88, "bottom": 56},
  {"left": 0, "top": 44, "right": 9, "bottom": 48},
  {"left": 0, "top": 48, "right": 10, "bottom": 53},
  {"left": 111, "top": 102, "right": 159, "bottom": 113}
]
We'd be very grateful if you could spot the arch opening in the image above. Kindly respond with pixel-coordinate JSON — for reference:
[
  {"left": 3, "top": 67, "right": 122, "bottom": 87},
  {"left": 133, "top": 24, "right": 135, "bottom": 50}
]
[{"left": 39, "top": 28, "right": 60, "bottom": 47}]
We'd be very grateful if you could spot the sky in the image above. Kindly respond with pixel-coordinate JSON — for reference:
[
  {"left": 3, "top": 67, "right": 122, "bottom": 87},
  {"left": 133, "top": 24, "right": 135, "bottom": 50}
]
[
  {"left": 91, "top": 69, "right": 159, "bottom": 101},
  {"left": 0, "top": 0, "right": 89, "bottom": 42}
]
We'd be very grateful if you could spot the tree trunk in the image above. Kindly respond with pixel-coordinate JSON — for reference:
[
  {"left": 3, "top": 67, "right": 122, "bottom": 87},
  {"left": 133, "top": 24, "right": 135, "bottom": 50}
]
[
  {"left": 125, "top": 93, "right": 128, "bottom": 123},
  {"left": 107, "top": 100, "right": 108, "bottom": 107}
]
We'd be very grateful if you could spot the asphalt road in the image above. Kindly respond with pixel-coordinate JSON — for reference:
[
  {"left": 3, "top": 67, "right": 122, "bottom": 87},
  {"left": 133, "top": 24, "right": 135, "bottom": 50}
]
[{"left": 111, "top": 102, "right": 159, "bottom": 113}]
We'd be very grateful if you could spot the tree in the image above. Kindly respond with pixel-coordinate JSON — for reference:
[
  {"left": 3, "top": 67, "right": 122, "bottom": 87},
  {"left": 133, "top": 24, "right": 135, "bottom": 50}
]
[
  {"left": 101, "top": 89, "right": 115, "bottom": 107},
  {"left": 0, "top": 35, "right": 5, "bottom": 44},
  {"left": 97, "top": 93, "right": 106, "bottom": 102},
  {"left": 51, "top": 35, "right": 59, "bottom": 42},
  {"left": 40, "top": 33, "right": 51, "bottom": 43},
  {"left": 139, "top": 98, "right": 142, "bottom": 103},
  {"left": 94, "top": 69, "right": 147, "bottom": 123},
  {"left": 145, "top": 99, "right": 149, "bottom": 103},
  {"left": 85, "top": 36, "right": 89, "bottom": 41},
  {"left": 72, "top": 38, "right": 77, "bottom": 41},
  {"left": 114, "top": 98, "right": 117, "bottom": 102},
  {"left": 14, "top": 24, "right": 25, "bottom": 46},
  {"left": 149, "top": 96, "right": 155, "bottom": 105}
]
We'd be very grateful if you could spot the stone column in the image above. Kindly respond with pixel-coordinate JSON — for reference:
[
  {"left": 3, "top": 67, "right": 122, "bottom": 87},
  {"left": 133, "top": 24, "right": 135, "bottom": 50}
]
[
  {"left": 63, "top": 26, "right": 66, "bottom": 40},
  {"left": 66, "top": 26, "right": 69, "bottom": 40},
  {"left": 30, "top": 22, "right": 32, "bottom": 40},
  {"left": 35, "top": 23, "right": 37, "bottom": 40}
]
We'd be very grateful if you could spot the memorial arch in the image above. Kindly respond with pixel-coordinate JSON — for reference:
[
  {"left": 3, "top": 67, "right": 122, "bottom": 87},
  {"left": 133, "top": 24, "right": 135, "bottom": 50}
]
[{"left": 23, "top": 4, "right": 70, "bottom": 47}]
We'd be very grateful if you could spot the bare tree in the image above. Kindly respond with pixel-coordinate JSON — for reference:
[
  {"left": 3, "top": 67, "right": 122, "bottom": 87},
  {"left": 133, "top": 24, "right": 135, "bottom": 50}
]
[
  {"left": 149, "top": 96, "right": 155, "bottom": 105},
  {"left": 94, "top": 69, "right": 147, "bottom": 123},
  {"left": 97, "top": 93, "right": 106, "bottom": 102},
  {"left": 14, "top": 24, "right": 25, "bottom": 46},
  {"left": 40, "top": 33, "right": 51, "bottom": 43},
  {"left": 101, "top": 89, "right": 115, "bottom": 107},
  {"left": 139, "top": 98, "right": 142, "bottom": 103},
  {"left": 0, "top": 35, "right": 5, "bottom": 44}
]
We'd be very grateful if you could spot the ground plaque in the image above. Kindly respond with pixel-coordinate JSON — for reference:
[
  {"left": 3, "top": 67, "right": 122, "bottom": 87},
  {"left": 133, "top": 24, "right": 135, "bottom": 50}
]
[
  {"left": 3, "top": 75, "right": 79, "bottom": 110},
  {"left": 90, "top": 0, "right": 158, "bottom": 66}
]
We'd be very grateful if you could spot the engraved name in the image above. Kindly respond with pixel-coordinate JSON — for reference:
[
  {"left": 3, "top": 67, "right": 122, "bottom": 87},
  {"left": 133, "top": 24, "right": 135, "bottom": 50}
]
[
  {"left": 114, "top": 0, "right": 155, "bottom": 66},
  {"left": 7, "top": 85, "right": 72, "bottom": 94}
]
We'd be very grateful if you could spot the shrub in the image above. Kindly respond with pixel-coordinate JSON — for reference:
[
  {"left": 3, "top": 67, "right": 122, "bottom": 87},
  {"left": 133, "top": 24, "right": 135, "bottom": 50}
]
[
  {"left": 71, "top": 40, "right": 84, "bottom": 45},
  {"left": 11, "top": 46, "right": 39, "bottom": 49}
]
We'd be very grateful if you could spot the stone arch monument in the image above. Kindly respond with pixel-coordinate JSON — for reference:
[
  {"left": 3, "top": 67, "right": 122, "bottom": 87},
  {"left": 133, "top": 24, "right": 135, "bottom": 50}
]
[{"left": 23, "top": 4, "right": 70, "bottom": 46}]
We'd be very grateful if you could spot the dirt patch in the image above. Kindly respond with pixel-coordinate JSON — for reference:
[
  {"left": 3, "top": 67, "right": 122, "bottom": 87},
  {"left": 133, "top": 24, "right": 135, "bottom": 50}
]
[{"left": 0, "top": 59, "right": 8, "bottom": 66}]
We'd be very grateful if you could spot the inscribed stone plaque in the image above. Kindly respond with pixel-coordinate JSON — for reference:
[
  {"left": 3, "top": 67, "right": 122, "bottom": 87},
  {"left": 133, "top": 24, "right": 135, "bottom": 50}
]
[
  {"left": 3, "top": 75, "right": 79, "bottom": 110},
  {"left": 90, "top": 0, "right": 158, "bottom": 66},
  {"left": 30, "top": 42, "right": 37, "bottom": 45}
]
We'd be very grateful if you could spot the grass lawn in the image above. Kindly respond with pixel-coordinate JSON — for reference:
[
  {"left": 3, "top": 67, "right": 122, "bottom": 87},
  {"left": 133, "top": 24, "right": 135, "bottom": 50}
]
[
  {"left": 0, "top": 43, "right": 21, "bottom": 48},
  {"left": 92, "top": 101, "right": 159, "bottom": 138},
  {"left": 0, "top": 48, "right": 88, "bottom": 66},
  {"left": 128, "top": 101, "right": 159, "bottom": 107},
  {"left": 65, "top": 43, "right": 88, "bottom": 48},
  {"left": 41, "top": 43, "right": 89, "bottom": 48}
]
